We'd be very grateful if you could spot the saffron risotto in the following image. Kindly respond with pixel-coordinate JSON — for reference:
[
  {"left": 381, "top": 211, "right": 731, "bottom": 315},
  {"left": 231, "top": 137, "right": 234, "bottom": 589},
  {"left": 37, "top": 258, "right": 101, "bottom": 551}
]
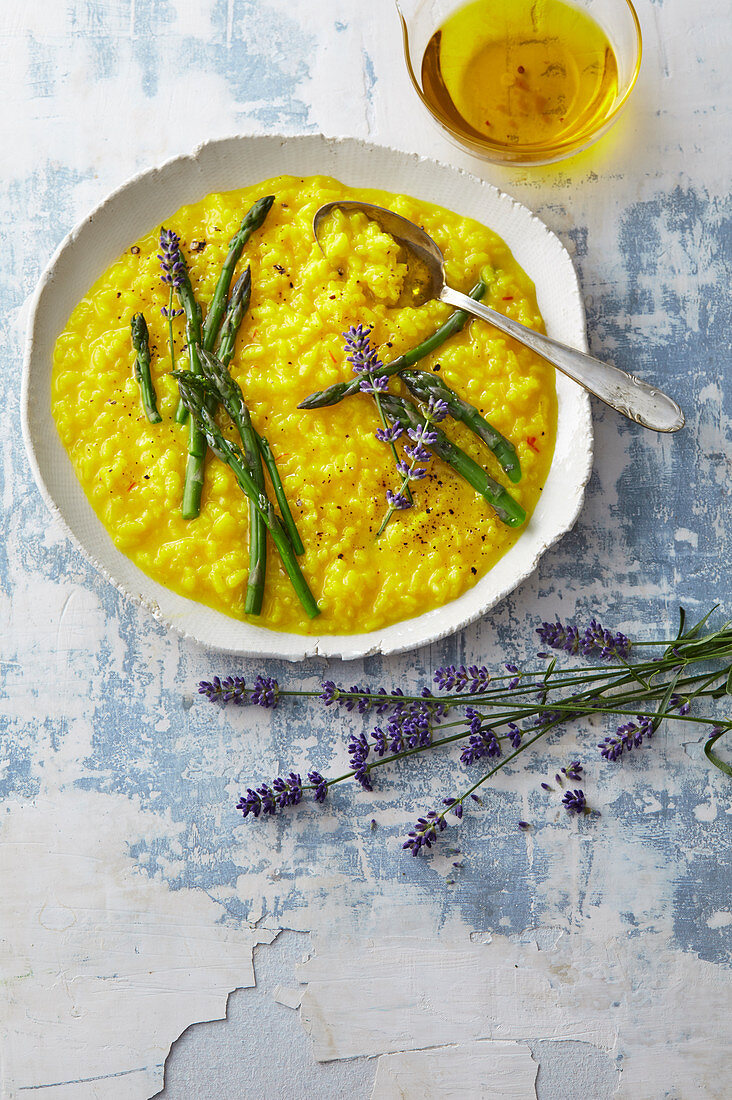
[{"left": 51, "top": 175, "right": 556, "bottom": 635}]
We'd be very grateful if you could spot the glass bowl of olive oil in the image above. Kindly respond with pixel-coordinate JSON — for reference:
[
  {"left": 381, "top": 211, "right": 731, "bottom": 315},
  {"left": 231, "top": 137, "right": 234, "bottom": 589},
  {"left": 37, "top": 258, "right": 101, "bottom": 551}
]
[{"left": 396, "top": 0, "right": 642, "bottom": 165}]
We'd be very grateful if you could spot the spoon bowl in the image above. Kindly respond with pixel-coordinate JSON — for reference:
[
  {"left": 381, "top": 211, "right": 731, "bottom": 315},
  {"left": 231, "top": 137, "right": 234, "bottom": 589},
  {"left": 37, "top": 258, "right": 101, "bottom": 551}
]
[{"left": 313, "top": 200, "right": 684, "bottom": 433}]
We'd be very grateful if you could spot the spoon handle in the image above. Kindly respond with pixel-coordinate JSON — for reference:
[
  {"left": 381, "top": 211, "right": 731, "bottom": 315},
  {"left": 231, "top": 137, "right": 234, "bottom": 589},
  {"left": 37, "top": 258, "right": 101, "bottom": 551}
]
[{"left": 440, "top": 286, "right": 684, "bottom": 433}]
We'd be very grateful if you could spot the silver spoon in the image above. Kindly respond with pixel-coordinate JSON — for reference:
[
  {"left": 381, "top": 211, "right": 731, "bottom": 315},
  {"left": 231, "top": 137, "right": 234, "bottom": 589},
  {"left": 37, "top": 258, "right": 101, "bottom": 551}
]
[{"left": 313, "top": 200, "right": 684, "bottom": 433}]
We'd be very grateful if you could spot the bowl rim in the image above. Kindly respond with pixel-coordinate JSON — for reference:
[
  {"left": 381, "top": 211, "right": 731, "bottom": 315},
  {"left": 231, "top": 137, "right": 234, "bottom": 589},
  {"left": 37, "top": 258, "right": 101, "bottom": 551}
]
[{"left": 21, "top": 132, "right": 593, "bottom": 661}]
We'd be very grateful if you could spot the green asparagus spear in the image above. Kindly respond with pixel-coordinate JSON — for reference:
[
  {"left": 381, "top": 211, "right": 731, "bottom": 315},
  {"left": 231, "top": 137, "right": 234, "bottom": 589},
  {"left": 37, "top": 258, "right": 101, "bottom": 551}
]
[
  {"left": 297, "top": 275, "right": 490, "bottom": 410},
  {"left": 130, "top": 312, "right": 162, "bottom": 423},
  {"left": 216, "top": 268, "right": 252, "bottom": 367},
  {"left": 170, "top": 252, "right": 209, "bottom": 518},
  {"left": 176, "top": 197, "right": 274, "bottom": 423},
  {"left": 173, "top": 372, "right": 320, "bottom": 620},
  {"left": 201, "top": 195, "right": 274, "bottom": 350},
  {"left": 379, "top": 394, "right": 526, "bottom": 529},
  {"left": 401, "top": 370, "right": 521, "bottom": 483},
  {"left": 257, "top": 436, "right": 305, "bottom": 556},
  {"left": 177, "top": 197, "right": 275, "bottom": 519},
  {"left": 197, "top": 341, "right": 268, "bottom": 615},
  {"left": 213, "top": 269, "right": 266, "bottom": 612}
]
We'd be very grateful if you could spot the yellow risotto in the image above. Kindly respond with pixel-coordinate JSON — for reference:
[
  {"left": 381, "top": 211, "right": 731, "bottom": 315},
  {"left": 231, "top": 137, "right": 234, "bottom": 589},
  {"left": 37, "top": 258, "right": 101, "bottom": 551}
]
[{"left": 51, "top": 175, "right": 556, "bottom": 635}]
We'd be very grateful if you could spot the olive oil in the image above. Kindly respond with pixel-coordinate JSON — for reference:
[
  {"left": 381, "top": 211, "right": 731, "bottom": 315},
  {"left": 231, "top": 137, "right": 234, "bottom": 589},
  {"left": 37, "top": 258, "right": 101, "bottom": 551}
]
[{"left": 421, "top": 0, "right": 619, "bottom": 155}]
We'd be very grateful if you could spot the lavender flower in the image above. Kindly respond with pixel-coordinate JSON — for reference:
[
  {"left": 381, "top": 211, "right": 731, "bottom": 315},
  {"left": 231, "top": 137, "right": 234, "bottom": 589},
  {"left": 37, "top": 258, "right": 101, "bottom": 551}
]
[
  {"left": 562, "top": 788, "right": 587, "bottom": 814},
  {"left": 359, "top": 373, "right": 389, "bottom": 395},
  {"left": 344, "top": 324, "right": 413, "bottom": 514},
  {"left": 158, "top": 227, "right": 186, "bottom": 373},
  {"left": 237, "top": 770, "right": 329, "bottom": 818},
  {"left": 531, "top": 709, "right": 563, "bottom": 728},
  {"left": 318, "top": 683, "right": 419, "bottom": 716},
  {"left": 403, "top": 809, "right": 448, "bottom": 855},
  {"left": 581, "top": 619, "right": 631, "bottom": 660},
  {"left": 308, "top": 771, "right": 328, "bottom": 803},
  {"left": 536, "top": 620, "right": 581, "bottom": 655},
  {"left": 378, "top": 394, "right": 448, "bottom": 536},
  {"left": 505, "top": 663, "right": 521, "bottom": 689},
  {"left": 372, "top": 728, "right": 388, "bottom": 756},
  {"left": 383, "top": 699, "right": 438, "bottom": 752},
  {"left": 199, "top": 674, "right": 279, "bottom": 708},
  {"left": 272, "top": 773, "right": 303, "bottom": 807},
  {"left": 537, "top": 618, "right": 631, "bottom": 661},
  {"left": 319, "top": 680, "right": 338, "bottom": 706},
  {"left": 404, "top": 438, "right": 432, "bottom": 463},
  {"left": 465, "top": 707, "right": 482, "bottom": 735},
  {"left": 599, "top": 714, "right": 654, "bottom": 761},
  {"left": 562, "top": 760, "right": 583, "bottom": 781},
  {"left": 375, "top": 421, "right": 403, "bottom": 443},
  {"left": 397, "top": 458, "right": 428, "bottom": 481},
  {"left": 343, "top": 324, "right": 382, "bottom": 374},
  {"left": 670, "top": 694, "right": 691, "bottom": 716},
  {"left": 433, "top": 664, "right": 491, "bottom": 694},
  {"left": 347, "top": 733, "right": 373, "bottom": 790},
  {"left": 158, "top": 227, "right": 185, "bottom": 287},
  {"left": 426, "top": 395, "right": 449, "bottom": 422},
  {"left": 199, "top": 674, "right": 247, "bottom": 704},
  {"left": 460, "top": 726, "right": 502, "bottom": 765},
  {"left": 250, "top": 675, "right": 278, "bottom": 708},
  {"left": 237, "top": 773, "right": 302, "bottom": 818},
  {"left": 343, "top": 324, "right": 388, "bottom": 396},
  {"left": 237, "top": 785, "right": 277, "bottom": 818},
  {"left": 340, "top": 699, "right": 444, "bottom": 792},
  {"left": 386, "top": 489, "right": 410, "bottom": 510},
  {"left": 340, "top": 685, "right": 369, "bottom": 713}
]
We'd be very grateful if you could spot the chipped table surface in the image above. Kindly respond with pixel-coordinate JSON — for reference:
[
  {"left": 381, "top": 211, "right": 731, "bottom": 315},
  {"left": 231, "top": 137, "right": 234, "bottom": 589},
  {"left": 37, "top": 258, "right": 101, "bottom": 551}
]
[{"left": 1, "top": 1, "right": 730, "bottom": 1098}]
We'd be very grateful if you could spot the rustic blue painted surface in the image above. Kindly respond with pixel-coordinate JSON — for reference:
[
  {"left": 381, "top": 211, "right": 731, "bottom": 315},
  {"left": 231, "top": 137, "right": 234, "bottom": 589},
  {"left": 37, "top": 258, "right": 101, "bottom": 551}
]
[{"left": 2, "top": 1, "right": 730, "bottom": 1096}]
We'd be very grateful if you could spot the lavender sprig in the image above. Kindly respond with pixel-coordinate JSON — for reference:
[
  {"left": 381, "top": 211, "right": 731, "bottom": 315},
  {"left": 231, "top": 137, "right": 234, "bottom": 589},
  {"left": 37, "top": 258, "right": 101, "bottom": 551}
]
[
  {"left": 538, "top": 617, "right": 631, "bottom": 660},
  {"left": 199, "top": 674, "right": 279, "bottom": 708},
  {"left": 434, "top": 664, "right": 491, "bottom": 693},
  {"left": 378, "top": 395, "right": 449, "bottom": 536},
  {"left": 237, "top": 772, "right": 303, "bottom": 817},
  {"left": 158, "top": 227, "right": 185, "bottom": 374},
  {"left": 599, "top": 715, "right": 655, "bottom": 760},
  {"left": 403, "top": 810, "right": 447, "bottom": 854},
  {"left": 343, "top": 324, "right": 413, "bottom": 507}
]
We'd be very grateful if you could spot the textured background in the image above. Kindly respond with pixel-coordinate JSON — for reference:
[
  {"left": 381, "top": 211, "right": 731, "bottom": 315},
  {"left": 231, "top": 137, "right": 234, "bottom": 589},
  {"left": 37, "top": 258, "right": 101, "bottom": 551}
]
[{"left": 1, "top": 1, "right": 730, "bottom": 1097}]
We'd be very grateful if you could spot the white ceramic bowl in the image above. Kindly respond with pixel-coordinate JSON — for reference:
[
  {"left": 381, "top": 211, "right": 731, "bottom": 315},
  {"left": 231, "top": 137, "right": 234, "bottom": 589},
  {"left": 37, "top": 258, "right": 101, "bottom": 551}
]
[{"left": 22, "top": 134, "right": 592, "bottom": 661}]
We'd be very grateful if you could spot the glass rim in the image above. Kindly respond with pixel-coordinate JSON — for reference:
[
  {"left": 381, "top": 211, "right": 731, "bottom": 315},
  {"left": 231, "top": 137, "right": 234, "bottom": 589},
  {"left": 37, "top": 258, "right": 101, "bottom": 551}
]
[{"left": 395, "top": 0, "right": 643, "bottom": 161}]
